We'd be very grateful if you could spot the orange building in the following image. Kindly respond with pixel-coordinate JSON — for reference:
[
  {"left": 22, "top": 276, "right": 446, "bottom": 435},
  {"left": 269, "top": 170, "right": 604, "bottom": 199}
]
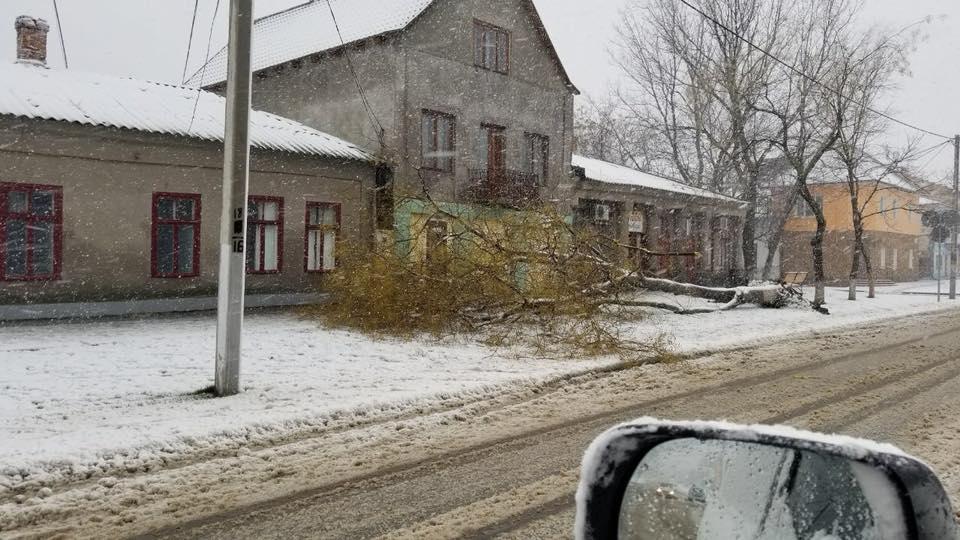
[{"left": 781, "top": 180, "right": 922, "bottom": 283}]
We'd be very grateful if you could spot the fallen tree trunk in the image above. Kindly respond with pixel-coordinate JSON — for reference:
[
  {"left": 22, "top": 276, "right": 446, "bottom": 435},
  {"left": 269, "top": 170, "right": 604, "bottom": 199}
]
[{"left": 618, "top": 276, "right": 793, "bottom": 308}]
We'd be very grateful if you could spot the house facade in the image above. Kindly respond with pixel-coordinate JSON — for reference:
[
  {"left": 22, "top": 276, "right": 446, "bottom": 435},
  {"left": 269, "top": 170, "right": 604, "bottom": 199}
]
[
  {"left": 781, "top": 181, "right": 922, "bottom": 283},
  {"left": 572, "top": 156, "right": 748, "bottom": 285},
  {"left": 2, "top": 5, "right": 753, "bottom": 316},
  {"left": 192, "top": 0, "right": 578, "bottom": 241},
  {"left": 0, "top": 18, "right": 378, "bottom": 308}
]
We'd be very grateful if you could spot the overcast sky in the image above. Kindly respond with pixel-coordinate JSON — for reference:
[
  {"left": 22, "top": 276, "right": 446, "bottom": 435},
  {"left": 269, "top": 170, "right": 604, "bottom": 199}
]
[{"left": 2, "top": 0, "right": 957, "bottom": 179}]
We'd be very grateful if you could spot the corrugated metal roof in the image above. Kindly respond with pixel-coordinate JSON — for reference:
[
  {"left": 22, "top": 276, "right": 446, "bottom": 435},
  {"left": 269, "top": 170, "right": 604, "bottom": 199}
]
[
  {"left": 573, "top": 154, "right": 745, "bottom": 205},
  {"left": 187, "top": 0, "right": 434, "bottom": 87},
  {"left": 0, "top": 61, "right": 375, "bottom": 162}
]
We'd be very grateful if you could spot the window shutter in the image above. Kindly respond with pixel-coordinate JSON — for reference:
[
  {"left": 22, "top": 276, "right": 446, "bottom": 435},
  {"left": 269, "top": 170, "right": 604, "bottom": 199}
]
[
  {"left": 497, "top": 30, "right": 509, "bottom": 72},
  {"left": 473, "top": 24, "right": 483, "bottom": 67}
]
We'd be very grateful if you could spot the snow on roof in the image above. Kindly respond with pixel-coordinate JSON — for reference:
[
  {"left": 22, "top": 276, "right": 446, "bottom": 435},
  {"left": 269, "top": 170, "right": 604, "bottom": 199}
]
[
  {"left": 0, "top": 62, "right": 374, "bottom": 162},
  {"left": 572, "top": 154, "right": 744, "bottom": 205},
  {"left": 186, "top": 0, "right": 579, "bottom": 93},
  {"left": 187, "top": 0, "right": 434, "bottom": 87}
]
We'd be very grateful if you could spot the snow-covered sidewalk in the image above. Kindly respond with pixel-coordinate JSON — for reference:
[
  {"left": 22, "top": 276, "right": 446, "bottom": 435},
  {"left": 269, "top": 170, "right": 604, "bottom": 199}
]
[{"left": 1, "top": 284, "right": 957, "bottom": 488}]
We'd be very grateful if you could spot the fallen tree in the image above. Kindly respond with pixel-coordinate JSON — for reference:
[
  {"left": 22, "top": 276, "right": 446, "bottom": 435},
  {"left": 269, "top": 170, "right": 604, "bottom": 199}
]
[{"left": 315, "top": 199, "right": 816, "bottom": 361}]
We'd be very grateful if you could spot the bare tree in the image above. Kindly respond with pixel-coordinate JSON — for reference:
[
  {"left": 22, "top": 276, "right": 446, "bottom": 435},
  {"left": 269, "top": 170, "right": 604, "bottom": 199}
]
[
  {"left": 831, "top": 25, "right": 920, "bottom": 300},
  {"left": 574, "top": 97, "right": 658, "bottom": 171},
  {"left": 755, "top": 0, "right": 870, "bottom": 306},
  {"left": 614, "top": 0, "right": 785, "bottom": 283}
]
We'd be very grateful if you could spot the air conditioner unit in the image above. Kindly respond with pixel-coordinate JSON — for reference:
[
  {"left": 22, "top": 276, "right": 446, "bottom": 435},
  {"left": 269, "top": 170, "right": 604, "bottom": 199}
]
[{"left": 594, "top": 204, "right": 611, "bottom": 223}]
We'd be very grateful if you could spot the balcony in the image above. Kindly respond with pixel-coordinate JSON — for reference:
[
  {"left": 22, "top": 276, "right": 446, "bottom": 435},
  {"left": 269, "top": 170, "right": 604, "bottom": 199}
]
[{"left": 464, "top": 168, "right": 541, "bottom": 209}]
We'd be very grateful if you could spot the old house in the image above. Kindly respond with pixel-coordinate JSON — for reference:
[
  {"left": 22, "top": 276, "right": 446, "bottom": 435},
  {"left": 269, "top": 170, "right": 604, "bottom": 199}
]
[
  {"left": 572, "top": 155, "right": 748, "bottom": 285},
  {"left": 189, "top": 0, "right": 579, "bottom": 250},
  {"left": 781, "top": 178, "right": 922, "bottom": 283},
  {"left": 0, "top": 16, "right": 378, "bottom": 314}
]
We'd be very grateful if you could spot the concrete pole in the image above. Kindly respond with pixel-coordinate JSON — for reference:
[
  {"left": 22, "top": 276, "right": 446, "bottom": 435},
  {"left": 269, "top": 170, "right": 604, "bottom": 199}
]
[
  {"left": 215, "top": 0, "right": 255, "bottom": 397},
  {"left": 950, "top": 135, "right": 959, "bottom": 300}
]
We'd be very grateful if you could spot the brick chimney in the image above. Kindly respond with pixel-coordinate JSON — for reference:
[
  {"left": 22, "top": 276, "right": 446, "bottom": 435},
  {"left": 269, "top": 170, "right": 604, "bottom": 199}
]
[{"left": 15, "top": 16, "right": 50, "bottom": 65}]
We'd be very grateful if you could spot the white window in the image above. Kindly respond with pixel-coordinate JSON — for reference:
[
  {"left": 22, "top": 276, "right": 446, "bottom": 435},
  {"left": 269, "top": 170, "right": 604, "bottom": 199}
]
[
  {"left": 879, "top": 197, "right": 886, "bottom": 214},
  {"left": 306, "top": 202, "right": 340, "bottom": 272},
  {"left": 908, "top": 249, "right": 914, "bottom": 269},
  {"left": 247, "top": 197, "right": 282, "bottom": 273},
  {"left": 892, "top": 248, "right": 898, "bottom": 271},
  {"left": 879, "top": 246, "right": 886, "bottom": 269}
]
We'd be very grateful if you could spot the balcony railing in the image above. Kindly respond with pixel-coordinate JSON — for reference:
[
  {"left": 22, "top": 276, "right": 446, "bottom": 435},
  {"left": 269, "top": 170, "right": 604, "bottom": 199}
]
[{"left": 464, "top": 168, "right": 541, "bottom": 209}]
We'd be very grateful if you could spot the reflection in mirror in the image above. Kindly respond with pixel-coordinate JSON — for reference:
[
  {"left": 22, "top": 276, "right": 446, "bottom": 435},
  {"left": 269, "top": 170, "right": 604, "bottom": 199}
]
[{"left": 618, "top": 438, "right": 906, "bottom": 540}]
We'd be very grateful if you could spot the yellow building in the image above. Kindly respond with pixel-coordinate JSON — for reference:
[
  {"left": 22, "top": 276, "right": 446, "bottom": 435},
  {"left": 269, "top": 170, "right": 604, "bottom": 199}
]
[{"left": 781, "top": 180, "right": 921, "bottom": 283}]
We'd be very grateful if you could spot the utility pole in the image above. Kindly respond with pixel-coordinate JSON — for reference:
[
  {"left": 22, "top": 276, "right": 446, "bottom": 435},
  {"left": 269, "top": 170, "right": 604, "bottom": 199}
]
[
  {"left": 951, "top": 134, "right": 959, "bottom": 300},
  {"left": 215, "top": 0, "right": 255, "bottom": 397}
]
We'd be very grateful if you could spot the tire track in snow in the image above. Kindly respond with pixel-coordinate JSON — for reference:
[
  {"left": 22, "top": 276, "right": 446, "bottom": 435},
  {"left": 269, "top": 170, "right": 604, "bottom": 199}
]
[
  {"left": 150, "top": 323, "right": 960, "bottom": 539},
  {"left": 454, "top": 358, "right": 960, "bottom": 540}
]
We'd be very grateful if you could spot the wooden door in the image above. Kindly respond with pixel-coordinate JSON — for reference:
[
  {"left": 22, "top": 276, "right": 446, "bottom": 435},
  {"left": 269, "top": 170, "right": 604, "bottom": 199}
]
[{"left": 486, "top": 126, "right": 506, "bottom": 174}]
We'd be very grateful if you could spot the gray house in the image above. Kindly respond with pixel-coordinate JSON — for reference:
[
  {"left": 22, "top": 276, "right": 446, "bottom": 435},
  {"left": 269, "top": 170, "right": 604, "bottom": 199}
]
[
  {"left": 190, "top": 0, "right": 579, "bottom": 241},
  {"left": 0, "top": 17, "right": 378, "bottom": 312}
]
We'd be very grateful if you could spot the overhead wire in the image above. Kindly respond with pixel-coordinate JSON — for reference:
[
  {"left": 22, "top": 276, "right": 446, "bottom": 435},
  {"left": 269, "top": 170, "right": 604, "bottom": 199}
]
[
  {"left": 187, "top": 0, "right": 222, "bottom": 132},
  {"left": 52, "top": 0, "right": 68, "bottom": 69},
  {"left": 324, "top": 0, "right": 386, "bottom": 147},
  {"left": 677, "top": 0, "right": 953, "bottom": 142},
  {"left": 181, "top": 0, "right": 201, "bottom": 84}
]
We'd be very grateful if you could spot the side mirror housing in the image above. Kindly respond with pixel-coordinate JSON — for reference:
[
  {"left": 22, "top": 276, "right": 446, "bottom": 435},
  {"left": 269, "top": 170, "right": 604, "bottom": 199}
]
[{"left": 576, "top": 418, "right": 957, "bottom": 539}]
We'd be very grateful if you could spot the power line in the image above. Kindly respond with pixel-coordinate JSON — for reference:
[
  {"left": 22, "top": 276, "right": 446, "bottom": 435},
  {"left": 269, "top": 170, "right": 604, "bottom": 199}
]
[
  {"left": 677, "top": 0, "right": 953, "bottom": 142},
  {"left": 324, "top": 0, "right": 385, "bottom": 146},
  {"left": 917, "top": 140, "right": 952, "bottom": 172},
  {"left": 52, "top": 0, "right": 68, "bottom": 69},
  {"left": 181, "top": 0, "right": 201, "bottom": 84},
  {"left": 188, "top": 0, "right": 222, "bottom": 132}
]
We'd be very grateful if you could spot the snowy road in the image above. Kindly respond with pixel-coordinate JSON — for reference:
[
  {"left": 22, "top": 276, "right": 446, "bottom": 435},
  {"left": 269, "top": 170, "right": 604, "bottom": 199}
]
[
  {"left": 118, "top": 310, "right": 960, "bottom": 539},
  {"left": 4, "top": 308, "right": 960, "bottom": 538}
]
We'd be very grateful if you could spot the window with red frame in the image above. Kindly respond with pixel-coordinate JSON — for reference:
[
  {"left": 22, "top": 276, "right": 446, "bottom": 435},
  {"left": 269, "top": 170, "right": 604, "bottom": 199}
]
[
  {"left": 247, "top": 197, "right": 283, "bottom": 274},
  {"left": 0, "top": 183, "right": 62, "bottom": 281},
  {"left": 152, "top": 193, "right": 201, "bottom": 278},
  {"left": 305, "top": 202, "right": 340, "bottom": 272}
]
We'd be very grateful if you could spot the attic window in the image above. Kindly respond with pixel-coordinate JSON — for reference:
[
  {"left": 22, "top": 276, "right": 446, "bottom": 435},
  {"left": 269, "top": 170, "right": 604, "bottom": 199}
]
[{"left": 474, "top": 21, "right": 509, "bottom": 74}]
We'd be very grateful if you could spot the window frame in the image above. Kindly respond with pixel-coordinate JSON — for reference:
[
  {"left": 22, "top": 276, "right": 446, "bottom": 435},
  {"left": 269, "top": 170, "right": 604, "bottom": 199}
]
[
  {"left": 524, "top": 132, "right": 550, "bottom": 186},
  {"left": 473, "top": 20, "right": 510, "bottom": 74},
  {"left": 0, "top": 182, "right": 63, "bottom": 282},
  {"left": 247, "top": 196, "right": 284, "bottom": 275},
  {"left": 304, "top": 201, "right": 341, "bottom": 274},
  {"left": 151, "top": 192, "right": 202, "bottom": 279},
  {"left": 421, "top": 109, "right": 457, "bottom": 173}
]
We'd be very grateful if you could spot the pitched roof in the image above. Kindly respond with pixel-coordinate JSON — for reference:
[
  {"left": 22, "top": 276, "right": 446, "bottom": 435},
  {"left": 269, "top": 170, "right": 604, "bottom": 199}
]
[
  {"left": 572, "top": 155, "right": 745, "bottom": 205},
  {"left": 0, "top": 62, "right": 375, "bottom": 162},
  {"left": 186, "top": 0, "right": 578, "bottom": 93}
]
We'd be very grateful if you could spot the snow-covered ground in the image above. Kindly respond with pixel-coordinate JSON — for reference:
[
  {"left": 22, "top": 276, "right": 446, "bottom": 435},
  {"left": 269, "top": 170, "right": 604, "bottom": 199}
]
[{"left": 1, "top": 282, "right": 957, "bottom": 489}]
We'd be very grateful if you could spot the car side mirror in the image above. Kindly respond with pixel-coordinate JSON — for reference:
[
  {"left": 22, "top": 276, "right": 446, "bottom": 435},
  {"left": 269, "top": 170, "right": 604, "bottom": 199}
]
[{"left": 576, "top": 418, "right": 957, "bottom": 540}]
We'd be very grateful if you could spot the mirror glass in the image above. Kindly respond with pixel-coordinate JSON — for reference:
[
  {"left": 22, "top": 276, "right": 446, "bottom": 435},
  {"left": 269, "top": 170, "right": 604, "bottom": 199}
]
[{"left": 618, "top": 438, "right": 907, "bottom": 540}]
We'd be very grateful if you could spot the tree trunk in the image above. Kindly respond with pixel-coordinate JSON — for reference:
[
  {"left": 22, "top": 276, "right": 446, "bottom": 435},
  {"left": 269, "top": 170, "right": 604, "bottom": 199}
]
[
  {"left": 799, "top": 183, "right": 827, "bottom": 306},
  {"left": 741, "top": 167, "right": 760, "bottom": 284},
  {"left": 848, "top": 248, "right": 860, "bottom": 301},
  {"left": 859, "top": 237, "right": 875, "bottom": 298},
  {"left": 847, "top": 180, "right": 862, "bottom": 301},
  {"left": 634, "top": 277, "right": 788, "bottom": 307}
]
